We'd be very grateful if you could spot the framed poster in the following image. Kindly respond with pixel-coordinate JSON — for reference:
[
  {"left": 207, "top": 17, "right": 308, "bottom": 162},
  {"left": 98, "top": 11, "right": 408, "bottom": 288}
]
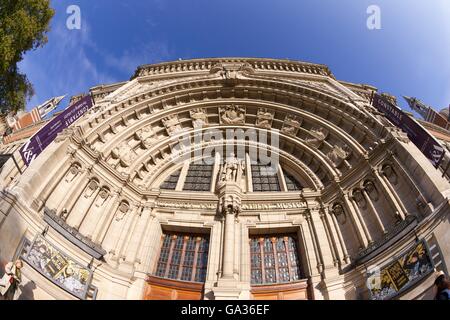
[
  {"left": 23, "top": 235, "right": 93, "bottom": 300},
  {"left": 366, "top": 240, "right": 434, "bottom": 300}
]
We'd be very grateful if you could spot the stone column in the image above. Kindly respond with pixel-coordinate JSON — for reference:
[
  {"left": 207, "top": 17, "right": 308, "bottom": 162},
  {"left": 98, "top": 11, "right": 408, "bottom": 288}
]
[
  {"left": 328, "top": 208, "right": 350, "bottom": 264},
  {"left": 375, "top": 167, "right": 407, "bottom": 220},
  {"left": 319, "top": 208, "right": 339, "bottom": 267},
  {"left": 92, "top": 191, "right": 121, "bottom": 243},
  {"left": 342, "top": 193, "right": 369, "bottom": 248},
  {"left": 222, "top": 205, "right": 236, "bottom": 279},
  {"left": 361, "top": 185, "right": 386, "bottom": 234}
]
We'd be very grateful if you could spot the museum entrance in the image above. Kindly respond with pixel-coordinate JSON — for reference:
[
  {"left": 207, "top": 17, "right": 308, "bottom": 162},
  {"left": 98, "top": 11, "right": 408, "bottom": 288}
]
[
  {"left": 144, "top": 231, "right": 210, "bottom": 300},
  {"left": 249, "top": 234, "right": 313, "bottom": 300}
]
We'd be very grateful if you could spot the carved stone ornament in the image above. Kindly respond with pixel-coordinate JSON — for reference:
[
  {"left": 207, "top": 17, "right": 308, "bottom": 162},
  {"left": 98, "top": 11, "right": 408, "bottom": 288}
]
[
  {"left": 331, "top": 203, "right": 346, "bottom": 225},
  {"left": 136, "top": 125, "right": 156, "bottom": 148},
  {"left": 281, "top": 115, "right": 302, "bottom": 136},
  {"left": 210, "top": 62, "right": 254, "bottom": 83},
  {"left": 65, "top": 164, "right": 81, "bottom": 183},
  {"left": 219, "top": 194, "right": 242, "bottom": 217},
  {"left": 111, "top": 141, "right": 137, "bottom": 168},
  {"left": 115, "top": 201, "right": 130, "bottom": 221},
  {"left": 352, "top": 189, "right": 366, "bottom": 208},
  {"left": 256, "top": 108, "right": 275, "bottom": 129},
  {"left": 84, "top": 180, "right": 99, "bottom": 198},
  {"left": 327, "top": 144, "right": 351, "bottom": 167},
  {"left": 189, "top": 108, "right": 208, "bottom": 128},
  {"left": 305, "top": 127, "right": 329, "bottom": 148},
  {"left": 95, "top": 188, "right": 109, "bottom": 207},
  {"left": 220, "top": 105, "right": 245, "bottom": 125},
  {"left": 382, "top": 164, "right": 398, "bottom": 185},
  {"left": 363, "top": 180, "right": 379, "bottom": 201},
  {"left": 218, "top": 154, "right": 245, "bottom": 185},
  {"left": 162, "top": 115, "right": 182, "bottom": 135}
]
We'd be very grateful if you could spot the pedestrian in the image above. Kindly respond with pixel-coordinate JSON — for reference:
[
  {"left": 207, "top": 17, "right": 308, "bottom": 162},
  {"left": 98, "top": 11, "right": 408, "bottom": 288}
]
[
  {"left": 0, "top": 260, "right": 23, "bottom": 300},
  {"left": 434, "top": 273, "right": 450, "bottom": 300}
]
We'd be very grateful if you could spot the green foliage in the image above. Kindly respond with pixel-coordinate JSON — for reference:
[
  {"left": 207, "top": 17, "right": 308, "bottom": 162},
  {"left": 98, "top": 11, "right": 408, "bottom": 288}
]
[{"left": 0, "top": 0, "right": 54, "bottom": 114}]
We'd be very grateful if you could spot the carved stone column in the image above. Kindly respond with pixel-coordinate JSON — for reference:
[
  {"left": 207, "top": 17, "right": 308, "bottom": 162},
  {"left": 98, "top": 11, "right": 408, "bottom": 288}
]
[
  {"left": 362, "top": 181, "right": 386, "bottom": 234},
  {"left": 343, "top": 192, "right": 369, "bottom": 248},
  {"left": 375, "top": 166, "right": 407, "bottom": 220},
  {"left": 328, "top": 206, "right": 350, "bottom": 265}
]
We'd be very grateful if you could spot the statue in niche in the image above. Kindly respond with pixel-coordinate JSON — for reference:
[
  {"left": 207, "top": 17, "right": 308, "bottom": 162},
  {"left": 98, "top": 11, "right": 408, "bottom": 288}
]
[
  {"left": 65, "top": 164, "right": 81, "bottom": 183},
  {"left": 111, "top": 141, "right": 137, "bottom": 168},
  {"left": 115, "top": 202, "right": 129, "bottom": 221},
  {"left": 305, "top": 127, "right": 329, "bottom": 148},
  {"left": 219, "top": 154, "right": 245, "bottom": 183},
  {"left": 281, "top": 115, "right": 302, "bottom": 136},
  {"left": 327, "top": 144, "right": 351, "bottom": 167},
  {"left": 137, "top": 125, "right": 156, "bottom": 148},
  {"left": 382, "top": 164, "right": 398, "bottom": 185},
  {"left": 190, "top": 108, "right": 208, "bottom": 128},
  {"left": 84, "top": 180, "right": 98, "bottom": 198},
  {"left": 162, "top": 115, "right": 182, "bottom": 135},
  {"left": 220, "top": 105, "right": 245, "bottom": 125},
  {"left": 256, "top": 108, "right": 274, "bottom": 129},
  {"left": 332, "top": 203, "right": 346, "bottom": 225}
]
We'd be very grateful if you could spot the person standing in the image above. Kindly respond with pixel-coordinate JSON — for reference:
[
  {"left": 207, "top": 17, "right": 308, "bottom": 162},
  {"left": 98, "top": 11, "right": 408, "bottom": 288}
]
[
  {"left": 434, "top": 274, "right": 450, "bottom": 300},
  {"left": 0, "top": 260, "right": 23, "bottom": 300}
]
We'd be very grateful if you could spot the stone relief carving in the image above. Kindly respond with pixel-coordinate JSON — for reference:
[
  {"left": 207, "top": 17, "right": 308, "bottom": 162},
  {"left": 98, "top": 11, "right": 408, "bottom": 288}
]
[
  {"left": 65, "top": 164, "right": 81, "bottom": 183},
  {"left": 94, "top": 188, "right": 110, "bottom": 207},
  {"left": 305, "top": 127, "right": 329, "bottom": 148},
  {"left": 381, "top": 164, "right": 398, "bottom": 185},
  {"left": 110, "top": 141, "right": 138, "bottom": 168},
  {"left": 136, "top": 125, "right": 156, "bottom": 148},
  {"left": 281, "top": 115, "right": 302, "bottom": 136},
  {"left": 219, "top": 194, "right": 242, "bottom": 216},
  {"left": 84, "top": 180, "right": 99, "bottom": 198},
  {"left": 115, "top": 201, "right": 130, "bottom": 221},
  {"left": 162, "top": 115, "right": 182, "bottom": 135},
  {"left": 256, "top": 108, "right": 275, "bottom": 129},
  {"left": 189, "top": 108, "right": 208, "bottom": 128},
  {"left": 327, "top": 144, "right": 352, "bottom": 167},
  {"left": 219, "top": 154, "right": 245, "bottom": 184},
  {"left": 219, "top": 105, "right": 245, "bottom": 125},
  {"left": 331, "top": 203, "right": 346, "bottom": 225}
]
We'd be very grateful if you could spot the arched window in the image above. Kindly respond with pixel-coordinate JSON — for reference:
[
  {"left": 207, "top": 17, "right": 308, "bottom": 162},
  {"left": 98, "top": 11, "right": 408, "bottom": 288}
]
[
  {"left": 183, "top": 162, "right": 213, "bottom": 192},
  {"left": 160, "top": 169, "right": 182, "bottom": 190},
  {"left": 283, "top": 171, "right": 303, "bottom": 191},
  {"left": 251, "top": 162, "right": 281, "bottom": 192}
]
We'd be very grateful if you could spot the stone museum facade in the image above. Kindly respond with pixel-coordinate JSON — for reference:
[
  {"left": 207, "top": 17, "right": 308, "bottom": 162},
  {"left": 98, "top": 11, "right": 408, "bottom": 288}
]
[{"left": 0, "top": 58, "right": 449, "bottom": 300}]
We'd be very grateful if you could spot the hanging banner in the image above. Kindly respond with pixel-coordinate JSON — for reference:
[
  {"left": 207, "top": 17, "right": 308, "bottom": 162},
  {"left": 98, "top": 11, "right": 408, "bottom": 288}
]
[
  {"left": 366, "top": 240, "right": 434, "bottom": 300},
  {"left": 23, "top": 235, "right": 93, "bottom": 300},
  {"left": 372, "top": 93, "right": 445, "bottom": 167},
  {"left": 19, "top": 95, "right": 93, "bottom": 166}
]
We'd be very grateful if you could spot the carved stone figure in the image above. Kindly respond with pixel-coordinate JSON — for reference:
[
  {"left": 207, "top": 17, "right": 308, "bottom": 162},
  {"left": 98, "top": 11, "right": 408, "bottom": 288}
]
[
  {"left": 95, "top": 188, "right": 110, "bottom": 207},
  {"left": 162, "top": 115, "right": 182, "bottom": 135},
  {"left": 305, "top": 127, "right": 329, "bottom": 148},
  {"left": 281, "top": 115, "right": 302, "bottom": 136},
  {"left": 190, "top": 108, "right": 208, "bottom": 128},
  {"left": 256, "top": 108, "right": 275, "bottom": 129},
  {"left": 220, "top": 105, "right": 245, "bottom": 125},
  {"left": 219, "top": 154, "right": 245, "bottom": 183},
  {"left": 382, "top": 164, "right": 398, "bottom": 185},
  {"left": 327, "top": 144, "right": 351, "bottom": 167},
  {"left": 363, "top": 180, "right": 379, "bottom": 201},
  {"left": 111, "top": 141, "right": 137, "bottom": 168},
  {"left": 136, "top": 125, "right": 156, "bottom": 148}
]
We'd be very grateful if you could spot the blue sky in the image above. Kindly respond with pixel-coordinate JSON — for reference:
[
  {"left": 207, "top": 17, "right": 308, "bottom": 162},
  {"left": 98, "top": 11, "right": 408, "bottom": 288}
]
[{"left": 19, "top": 0, "right": 450, "bottom": 117}]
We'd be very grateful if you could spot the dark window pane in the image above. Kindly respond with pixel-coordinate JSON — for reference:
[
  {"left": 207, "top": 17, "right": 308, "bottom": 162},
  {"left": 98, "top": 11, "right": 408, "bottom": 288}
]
[
  {"left": 252, "top": 162, "right": 281, "bottom": 192},
  {"left": 183, "top": 161, "right": 213, "bottom": 192},
  {"left": 284, "top": 171, "right": 303, "bottom": 191},
  {"left": 161, "top": 169, "right": 182, "bottom": 190}
]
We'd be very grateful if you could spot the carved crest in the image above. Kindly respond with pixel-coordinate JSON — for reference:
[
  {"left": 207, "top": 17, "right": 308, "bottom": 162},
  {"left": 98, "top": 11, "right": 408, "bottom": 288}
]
[
  {"left": 305, "top": 127, "right": 328, "bottom": 148},
  {"left": 219, "top": 105, "right": 246, "bottom": 125},
  {"left": 162, "top": 115, "right": 182, "bottom": 135},
  {"left": 327, "top": 144, "right": 351, "bottom": 167},
  {"left": 281, "top": 115, "right": 302, "bottom": 136},
  {"left": 256, "top": 108, "right": 275, "bottom": 129},
  {"left": 189, "top": 108, "right": 208, "bottom": 128}
]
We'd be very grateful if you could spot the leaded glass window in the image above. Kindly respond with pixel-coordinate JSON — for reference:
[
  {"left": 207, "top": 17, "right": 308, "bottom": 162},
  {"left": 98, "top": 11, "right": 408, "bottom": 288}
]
[
  {"left": 250, "top": 234, "right": 302, "bottom": 285},
  {"left": 183, "top": 162, "right": 213, "bottom": 192},
  {"left": 251, "top": 163, "right": 281, "bottom": 192},
  {"left": 154, "top": 232, "right": 210, "bottom": 283},
  {"left": 160, "top": 169, "right": 181, "bottom": 190},
  {"left": 284, "top": 171, "right": 303, "bottom": 191}
]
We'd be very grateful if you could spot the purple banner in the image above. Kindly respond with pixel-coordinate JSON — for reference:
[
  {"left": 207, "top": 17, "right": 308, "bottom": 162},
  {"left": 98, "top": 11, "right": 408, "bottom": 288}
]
[
  {"left": 372, "top": 94, "right": 445, "bottom": 167},
  {"left": 20, "top": 95, "right": 93, "bottom": 166}
]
